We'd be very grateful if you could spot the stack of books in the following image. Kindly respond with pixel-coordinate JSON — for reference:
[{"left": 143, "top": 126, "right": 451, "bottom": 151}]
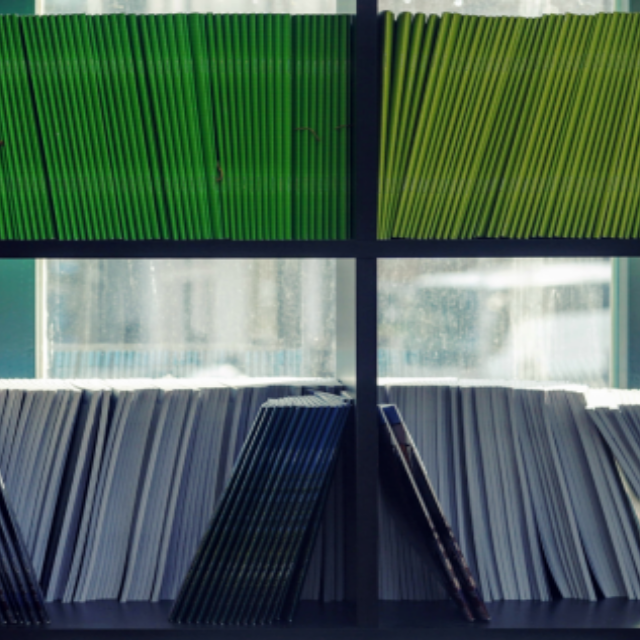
[
  {"left": 0, "top": 378, "right": 342, "bottom": 604},
  {"left": 379, "top": 379, "right": 640, "bottom": 601},
  {"left": 378, "top": 12, "right": 640, "bottom": 240},
  {"left": 9, "top": 375, "right": 640, "bottom": 620},
  {"left": 170, "top": 392, "right": 352, "bottom": 625},
  {"left": 0, "top": 14, "right": 351, "bottom": 240},
  {"left": 585, "top": 388, "right": 640, "bottom": 510},
  {"left": 0, "top": 471, "right": 48, "bottom": 625}
]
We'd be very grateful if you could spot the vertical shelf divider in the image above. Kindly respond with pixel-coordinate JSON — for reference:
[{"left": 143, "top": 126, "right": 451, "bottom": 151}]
[{"left": 335, "top": 0, "right": 380, "bottom": 627}]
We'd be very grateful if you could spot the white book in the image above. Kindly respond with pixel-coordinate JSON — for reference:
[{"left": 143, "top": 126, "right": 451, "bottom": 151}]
[
  {"left": 158, "top": 385, "right": 230, "bottom": 600},
  {"left": 587, "top": 389, "right": 640, "bottom": 498},
  {"left": 63, "top": 387, "right": 112, "bottom": 603},
  {"left": 157, "top": 395, "right": 205, "bottom": 601},
  {"left": 151, "top": 388, "right": 202, "bottom": 602},
  {"left": 0, "top": 387, "right": 22, "bottom": 473},
  {"left": 184, "top": 387, "right": 226, "bottom": 580},
  {"left": 122, "top": 387, "right": 192, "bottom": 601},
  {"left": 6, "top": 388, "right": 47, "bottom": 534},
  {"left": 476, "top": 385, "right": 518, "bottom": 600},
  {"left": 546, "top": 389, "right": 626, "bottom": 597},
  {"left": 518, "top": 387, "right": 595, "bottom": 600},
  {"left": 74, "top": 385, "right": 137, "bottom": 601},
  {"left": 460, "top": 383, "right": 499, "bottom": 602},
  {"left": 565, "top": 390, "right": 640, "bottom": 598},
  {"left": 505, "top": 386, "right": 551, "bottom": 601},
  {"left": 31, "top": 385, "right": 83, "bottom": 577},
  {"left": 450, "top": 385, "right": 479, "bottom": 588},
  {"left": 15, "top": 386, "right": 54, "bottom": 554},
  {"left": 44, "top": 383, "right": 107, "bottom": 601},
  {"left": 95, "top": 385, "right": 160, "bottom": 600}
]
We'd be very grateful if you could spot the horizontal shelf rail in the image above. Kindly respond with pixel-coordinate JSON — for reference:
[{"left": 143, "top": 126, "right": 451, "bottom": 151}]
[
  {"left": 3, "top": 239, "right": 640, "bottom": 259},
  {"left": 3, "top": 601, "right": 640, "bottom": 639}
]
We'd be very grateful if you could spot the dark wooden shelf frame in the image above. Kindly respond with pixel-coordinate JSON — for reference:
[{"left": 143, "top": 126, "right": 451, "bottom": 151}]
[
  {"left": 6, "top": 601, "right": 640, "bottom": 639},
  {"left": 6, "top": 0, "right": 640, "bottom": 636},
  {"left": 4, "top": 238, "right": 640, "bottom": 258}
]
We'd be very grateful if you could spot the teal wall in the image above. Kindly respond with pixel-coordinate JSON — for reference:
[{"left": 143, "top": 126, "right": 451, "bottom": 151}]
[
  {"left": 0, "top": 0, "right": 36, "bottom": 378},
  {"left": 2, "top": 1, "right": 35, "bottom": 14},
  {"left": 0, "top": 261, "right": 35, "bottom": 377}
]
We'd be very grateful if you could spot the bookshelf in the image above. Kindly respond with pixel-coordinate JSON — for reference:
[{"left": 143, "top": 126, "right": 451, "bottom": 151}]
[{"left": 4, "top": 0, "right": 640, "bottom": 637}]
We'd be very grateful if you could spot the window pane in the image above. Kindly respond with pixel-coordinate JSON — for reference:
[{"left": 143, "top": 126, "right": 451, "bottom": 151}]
[
  {"left": 378, "top": 0, "right": 619, "bottom": 18},
  {"left": 378, "top": 258, "right": 611, "bottom": 387},
  {"left": 40, "top": 0, "right": 355, "bottom": 15},
  {"left": 44, "top": 259, "right": 336, "bottom": 379}
]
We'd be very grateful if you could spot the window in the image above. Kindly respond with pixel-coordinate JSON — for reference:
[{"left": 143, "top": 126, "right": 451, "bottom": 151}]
[
  {"left": 378, "top": 258, "right": 612, "bottom": 387},
  {"left": 39, "top": 0, "right": 355, "bottom": 15},
  {"left": 0, "top": 256, "right": 623, "bottom": 384},
  {"left": 41, "top": 259, "right": 337, "bottom": 379},
  {"left": 378, "top": 0, "right": 621, "bottom": 18}
]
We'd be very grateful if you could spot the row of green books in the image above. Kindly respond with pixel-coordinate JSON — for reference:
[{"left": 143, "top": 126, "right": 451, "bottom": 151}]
[
  {"left": 379, "top": 12, "right": 640, "bottom": 240},
  {"left": 8, "top": 10, "right": 640, "bottom": 242},
  {"left": 0, "top": 14, "right": 351, "bottom": 240}
]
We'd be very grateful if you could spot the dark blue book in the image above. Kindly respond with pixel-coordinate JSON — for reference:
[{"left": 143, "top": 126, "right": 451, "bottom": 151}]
[
  {"left": 0, "top": 472, "right": 48, "bottom": 625},
  {"left": 170, "top": 392, "right": 351, "bottom": 625}
]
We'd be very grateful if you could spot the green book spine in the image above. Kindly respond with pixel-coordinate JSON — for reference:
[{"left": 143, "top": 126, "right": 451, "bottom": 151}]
[
  {"left": 238, "top": 15, "right": 258, "bottom": 240},
  {"left": 250, "top": 15, "right": 266, "bottom": 240},
  {"left": 212, "top": 15, "right": 240, "bottom": 240},
  {"left": 600, "top": 15, "right": 640, "bottom": 238},
  {"left": 420, "top": 14, "right": 482, "bottom": 239},
  {"left": 391, "top": 13, "right": 456, "bottom": 238},
  {"left": 127, "top": 15, "right": 170, "bottom": 239},
  {"left": 493, "top": 15, "right": 562, "bottom": 238},
  {"left": 159, "top": 15, "right": 201, "bottom": 240},
  {"left": 274, "top": 15, "right": 285, "bottom": 240},
  {"left": 227, "top": 15, "right": 249, "bottom": 240},
  {"left": 181, "top": 14, "right": 219, "bottom": 239},
  {"left": 24, "top": 16, "right": 82, "bottom": 239},
  {"left": 293, "top": 16, "right": 302, "bottom": 239},
  {"left": 283, "top": 16, "right": 293, "bottom": 240}
]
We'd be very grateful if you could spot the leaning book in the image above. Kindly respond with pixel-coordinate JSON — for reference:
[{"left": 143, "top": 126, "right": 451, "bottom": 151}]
[{"left": 378, "top": 404, "right": 489, "bottom": 622}]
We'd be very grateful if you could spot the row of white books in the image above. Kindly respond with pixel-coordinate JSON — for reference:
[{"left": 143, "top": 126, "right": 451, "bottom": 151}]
[
  {"left": 0, "top": 378, "right": 341, "bottom": 603},
  {"left": 379, "top": 379, "right": 640, "bottom": 602},
  {"left": 6, "top": 376, "right": 640, "bottom": 606}
]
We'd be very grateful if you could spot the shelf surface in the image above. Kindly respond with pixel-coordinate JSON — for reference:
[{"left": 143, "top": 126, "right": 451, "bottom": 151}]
[
  {"left": 4, "top": 600, "right": 640, "bottom": 639},
  {"left": 2, "top": 602, "right": 355, "bottom": 639},
  {"left": 2, "top": 238, "right": 640, "bottom": 259},
  {"left": 380, "top": 599, "right": 640, "bottom": 629}
]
